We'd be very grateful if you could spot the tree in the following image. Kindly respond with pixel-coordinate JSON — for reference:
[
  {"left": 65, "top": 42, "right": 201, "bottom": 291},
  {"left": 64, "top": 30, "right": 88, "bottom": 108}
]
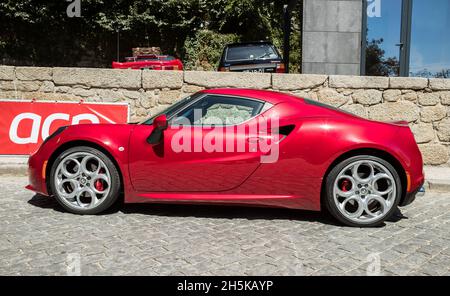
[
  {"left": 0, "top": 0, "right": 302, "bottom": 71},
  {"left": 184, "top": 30, "right": 240, "bottom": 71},
  {"left": 365, "top": 38, "right": 399, "bottom": 76},
  {"left": 410, "top": 68, "right": 450, "bottom": 78},
  {"left": 435, "top": 69, "right": 450, "bottom": 78}
]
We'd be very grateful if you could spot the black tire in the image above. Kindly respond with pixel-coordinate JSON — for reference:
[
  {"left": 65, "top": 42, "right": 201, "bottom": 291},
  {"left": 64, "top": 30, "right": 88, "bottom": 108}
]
[
  {"left": 49, "top": 146, "right": 121, "bottom": 215},
  {"left": 324, "top": 155, "right": 402, "bottom": 227}
]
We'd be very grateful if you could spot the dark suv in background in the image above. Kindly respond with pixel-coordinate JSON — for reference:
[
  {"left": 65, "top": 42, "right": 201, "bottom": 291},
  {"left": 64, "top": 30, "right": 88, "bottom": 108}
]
[{"left": 218, "top": 41, "right": 285, "bottom": 73}]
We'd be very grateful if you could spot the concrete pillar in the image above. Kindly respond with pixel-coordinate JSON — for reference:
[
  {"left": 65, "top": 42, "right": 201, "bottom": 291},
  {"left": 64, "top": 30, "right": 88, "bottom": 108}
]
[{"left": 302, "top": 0, "right": 363, "bottom": 75}]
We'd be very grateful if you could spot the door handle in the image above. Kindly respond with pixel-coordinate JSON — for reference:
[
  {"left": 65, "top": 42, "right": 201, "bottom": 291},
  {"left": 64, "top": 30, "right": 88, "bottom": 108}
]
[
  {"left": 246, "top": 136, "right": 264, "bottom": 143},
  {"left": 246, "top": 125, "right": 294, "bottom": 144},
  {"left": 246, "top": 134, "right": 285, "bottom": 144}
]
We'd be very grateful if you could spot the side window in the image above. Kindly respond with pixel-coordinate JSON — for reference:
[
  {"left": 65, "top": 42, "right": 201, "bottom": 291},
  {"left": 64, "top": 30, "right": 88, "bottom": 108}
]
[{"left": 172, "top": 95, "right": 264, "bottom": 126}]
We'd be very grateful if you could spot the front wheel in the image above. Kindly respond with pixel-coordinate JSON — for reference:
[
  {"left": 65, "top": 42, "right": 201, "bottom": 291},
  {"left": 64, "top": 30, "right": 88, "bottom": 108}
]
[
  {"left": 324, "top": 155, "right": 402, "bottom": 227},
  {"left": 49, "top": 146, "right": 121, "bottom": 215}
]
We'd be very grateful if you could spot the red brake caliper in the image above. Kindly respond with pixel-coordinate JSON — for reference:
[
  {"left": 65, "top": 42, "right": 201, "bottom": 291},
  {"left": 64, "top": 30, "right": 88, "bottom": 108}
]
[
  {"left": 341, "top": 180, "right": 351, "bottom": 192},
  {"left": 95, "top": 180, "right": 104, "bottom": 191}
]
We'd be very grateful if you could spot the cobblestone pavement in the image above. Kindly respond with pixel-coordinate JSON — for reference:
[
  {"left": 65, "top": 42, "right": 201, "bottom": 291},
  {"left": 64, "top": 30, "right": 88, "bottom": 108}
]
[{"left": 1, "top": 176, "right": 449, "bottom": 276}]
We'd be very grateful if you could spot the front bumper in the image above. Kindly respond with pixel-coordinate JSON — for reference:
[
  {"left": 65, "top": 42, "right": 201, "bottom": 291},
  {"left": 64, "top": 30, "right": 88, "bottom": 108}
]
[
  {"left": 26, "top": 150, "right": 50, "bottom": 196},
  {"left": 400, "top": 184, "right": 425, "bottom": 207}
]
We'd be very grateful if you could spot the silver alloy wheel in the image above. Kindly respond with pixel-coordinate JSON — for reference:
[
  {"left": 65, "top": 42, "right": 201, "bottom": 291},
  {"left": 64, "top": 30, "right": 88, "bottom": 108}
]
[
  {"left": 54, "top": 152, "right": 111, "bottom": 210},
  {"left": 333, "top": 160, "right": 397, "bottom": 224}
]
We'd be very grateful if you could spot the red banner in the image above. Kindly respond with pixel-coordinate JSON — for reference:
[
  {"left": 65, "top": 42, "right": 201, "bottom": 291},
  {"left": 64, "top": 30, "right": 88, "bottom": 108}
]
[{"left": 0, "top": 100, "right": 129, "bottom": 155}]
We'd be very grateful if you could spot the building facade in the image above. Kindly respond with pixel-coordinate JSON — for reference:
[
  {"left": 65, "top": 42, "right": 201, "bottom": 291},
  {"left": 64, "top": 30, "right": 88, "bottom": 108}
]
[{"left": 302, "top": 0, "right": 450, "bottom": 78}]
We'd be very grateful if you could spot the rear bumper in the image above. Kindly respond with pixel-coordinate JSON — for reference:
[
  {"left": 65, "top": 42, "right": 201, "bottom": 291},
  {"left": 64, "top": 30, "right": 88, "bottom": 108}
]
[{"left": 400, "top": 183, "right": 425, "bottom": 207}]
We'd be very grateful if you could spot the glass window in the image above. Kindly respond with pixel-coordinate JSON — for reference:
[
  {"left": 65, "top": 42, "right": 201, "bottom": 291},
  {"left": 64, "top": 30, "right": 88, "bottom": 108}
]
[
  {"left": 136, "top": 56, "right": 175, "bottom": 61},
  {"left": 141, "top": 93, "right": 202, "bottom": 125},
  {"left": 409, "top": 0, "right": 450, "bottom": 78},
  {"left": 172, "top": 95, "right": 264, "bottom": 126},
  {"left": 225, "top": 44, "right": 280, "bottom": 62},
  {"left": 365, "top": 0, "right": 402, "bottom": 76}
]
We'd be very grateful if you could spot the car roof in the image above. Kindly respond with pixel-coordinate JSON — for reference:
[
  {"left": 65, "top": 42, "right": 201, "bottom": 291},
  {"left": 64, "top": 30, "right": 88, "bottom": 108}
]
[
  {"left": 225, "top": 41, "right": 274, "bottom": 47},
  {"left": 201, "top": 88, "right": 306, "bottom": 105}
]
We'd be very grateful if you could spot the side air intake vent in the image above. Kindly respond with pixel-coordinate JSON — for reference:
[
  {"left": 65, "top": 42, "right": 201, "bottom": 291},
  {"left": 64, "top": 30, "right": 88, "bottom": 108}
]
[{"left": 278, "top": 125, "right": 295, "bottom": 136}]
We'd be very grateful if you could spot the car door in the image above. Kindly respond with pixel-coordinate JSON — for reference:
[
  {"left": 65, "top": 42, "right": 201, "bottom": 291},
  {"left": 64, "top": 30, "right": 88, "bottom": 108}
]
[{"left": 128, "top": 94, "right": 272, "bottom": 192}]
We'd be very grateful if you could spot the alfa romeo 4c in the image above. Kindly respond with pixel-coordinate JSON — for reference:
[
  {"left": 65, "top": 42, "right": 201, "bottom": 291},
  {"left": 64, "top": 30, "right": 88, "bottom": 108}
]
[{"left": 27, "top": 89, "right": 425, "bottom": 227}]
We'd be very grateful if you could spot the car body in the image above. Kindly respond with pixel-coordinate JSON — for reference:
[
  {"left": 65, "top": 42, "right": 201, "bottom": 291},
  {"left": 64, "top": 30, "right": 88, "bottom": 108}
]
[
  {"left": 112, "top": 54, "right": 183, "bottom": 70},
  {"left": 218, "top": 42, "right": 285, "bottom": 73},
  {"left": 27, "top": 88, "right": 425, "bottom": 227}
]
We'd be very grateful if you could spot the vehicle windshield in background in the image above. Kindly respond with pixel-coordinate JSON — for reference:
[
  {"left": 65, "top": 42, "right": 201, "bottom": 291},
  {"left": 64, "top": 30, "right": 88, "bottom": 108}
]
[
  {"left": 225, "top": 44, "right": 280, "bottom": 62},
  {"left": 125, "top": 56, "right": 176, "bottom": 62}
]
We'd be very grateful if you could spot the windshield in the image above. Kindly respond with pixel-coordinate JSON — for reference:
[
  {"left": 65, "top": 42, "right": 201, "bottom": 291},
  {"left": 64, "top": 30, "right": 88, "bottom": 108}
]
[
  {"left": 125, "top": 56, "right": 175, "bottom": 62},
  {"left": 137, "top": 56, "right": 175, "bottom": 61},
  {"left": 141, "top": 93, "right": 202, "bottom": 125},
  {"left": 225, "top": 44, "right": 280, "bottom": 62}
]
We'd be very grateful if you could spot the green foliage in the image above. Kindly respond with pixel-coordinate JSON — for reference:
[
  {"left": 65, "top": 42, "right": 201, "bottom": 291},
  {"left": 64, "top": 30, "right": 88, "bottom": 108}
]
[
  {"left": 0, "top": 0, "right": 302, "bottom": 72},
  {"left": 184, "top": 30, "right": 239, "bottom": 71},
  {"left": 287, "top": 8, "right": 302, "bottom": 74}
]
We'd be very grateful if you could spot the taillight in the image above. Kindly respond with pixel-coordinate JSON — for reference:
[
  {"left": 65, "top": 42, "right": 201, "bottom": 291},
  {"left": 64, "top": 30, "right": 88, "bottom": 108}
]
[
  {"left": 218, "top": 67, "right": 230, "bottom": 72},
  {"left": 161, "top": 65, "right": 179, "bottom": 70},
  {"left": 276, "top": 63, "right": 285, "bottom": 73}
]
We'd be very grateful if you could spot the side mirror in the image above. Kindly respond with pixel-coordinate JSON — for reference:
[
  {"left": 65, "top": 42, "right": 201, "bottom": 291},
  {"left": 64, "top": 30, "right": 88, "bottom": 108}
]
[
  {"left": 147, "top": 114, "right": 168, "bottom": 145},
  {"left": 153, "top": 114, "right": 168, "bottom": 130}
]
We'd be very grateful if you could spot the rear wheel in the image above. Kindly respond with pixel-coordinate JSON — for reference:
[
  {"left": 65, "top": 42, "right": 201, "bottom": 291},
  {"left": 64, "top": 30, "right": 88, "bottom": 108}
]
[
  {"left": 49, "top": 146, "right": 121, "bottom": 215},
  {"left": 324, "top": 155, "right": 402, "bottom": 227}
]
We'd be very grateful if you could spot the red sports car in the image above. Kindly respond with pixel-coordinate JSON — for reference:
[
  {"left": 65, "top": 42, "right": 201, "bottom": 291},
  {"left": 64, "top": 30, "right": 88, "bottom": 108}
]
[
  {"left": 112, "top": 54, "right": 183, "bottom": 70},
  {"left": 27, "top": 89, "right": 425, "bottom": 227}
]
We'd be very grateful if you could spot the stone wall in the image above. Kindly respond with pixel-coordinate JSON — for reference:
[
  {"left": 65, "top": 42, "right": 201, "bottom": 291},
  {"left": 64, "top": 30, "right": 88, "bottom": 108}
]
[{"left": 1, "top": 66, "right": 450, "bottom": 166}]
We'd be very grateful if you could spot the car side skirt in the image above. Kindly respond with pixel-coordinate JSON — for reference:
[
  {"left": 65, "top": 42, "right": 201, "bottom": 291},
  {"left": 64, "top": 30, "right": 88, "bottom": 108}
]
[{"left": 125, "top": 193, "right": 321, "bottom": 211}]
